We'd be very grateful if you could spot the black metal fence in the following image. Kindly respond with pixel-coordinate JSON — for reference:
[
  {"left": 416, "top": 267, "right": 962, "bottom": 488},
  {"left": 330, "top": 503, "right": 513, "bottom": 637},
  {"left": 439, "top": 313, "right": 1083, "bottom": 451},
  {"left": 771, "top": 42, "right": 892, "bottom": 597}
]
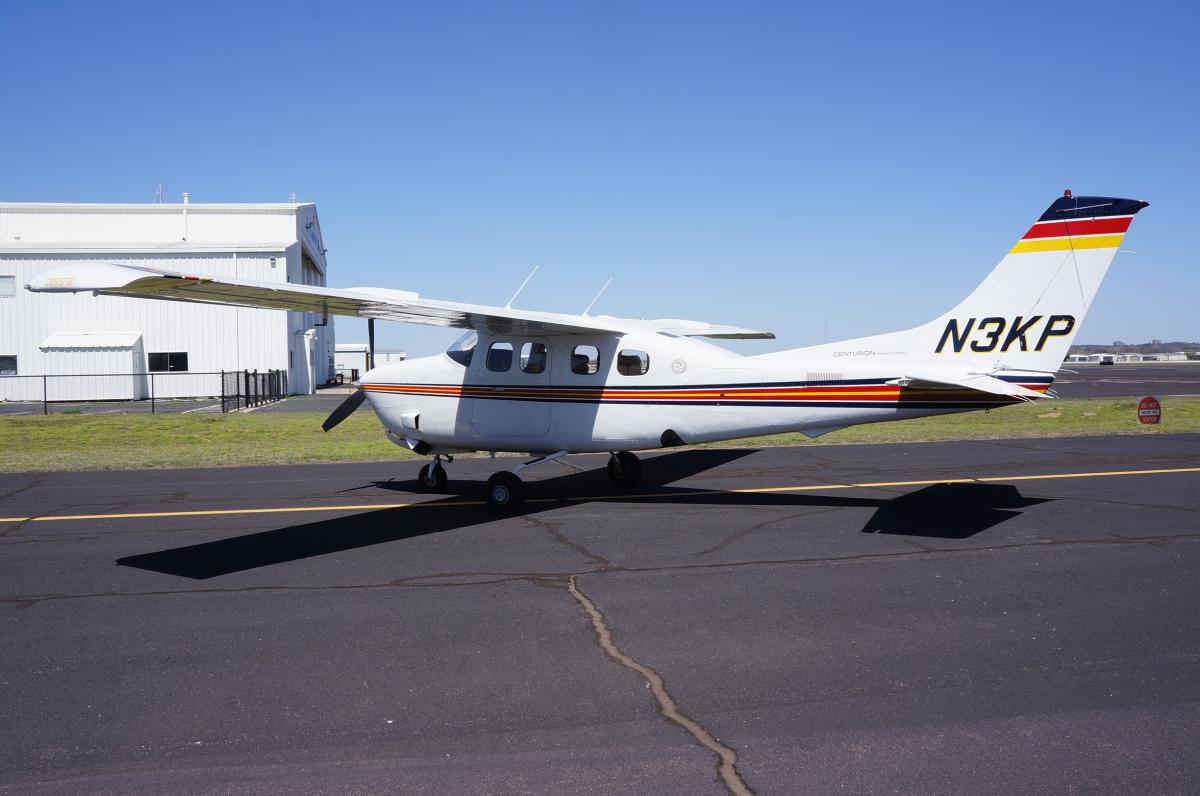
[
  {"left": 221, "top": 370, "right": 288, "bottom": 412},
  {"left": 1, "top": 370, "right": 288, "bottom": 416}
]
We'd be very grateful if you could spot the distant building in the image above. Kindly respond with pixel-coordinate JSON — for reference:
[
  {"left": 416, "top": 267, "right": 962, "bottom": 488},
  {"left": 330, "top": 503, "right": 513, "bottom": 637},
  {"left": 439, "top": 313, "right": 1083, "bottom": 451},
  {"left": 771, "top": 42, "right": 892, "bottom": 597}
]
[
  {"left": 334, "top": 344, "right": 406, "bottom": 380},
  {"left": 0, "top": 199, "right": 335, "bottom": 396},
  {"left": 1065, "top": 352, "right": 1189, "bottom": 363}
]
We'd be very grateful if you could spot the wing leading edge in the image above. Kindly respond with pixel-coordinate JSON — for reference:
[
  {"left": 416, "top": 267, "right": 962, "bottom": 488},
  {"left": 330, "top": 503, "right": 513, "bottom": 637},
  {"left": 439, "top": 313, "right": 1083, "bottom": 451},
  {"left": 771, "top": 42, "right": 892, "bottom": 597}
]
[{"left": 26, "top": 262, "right": 774, "bottom": 339}]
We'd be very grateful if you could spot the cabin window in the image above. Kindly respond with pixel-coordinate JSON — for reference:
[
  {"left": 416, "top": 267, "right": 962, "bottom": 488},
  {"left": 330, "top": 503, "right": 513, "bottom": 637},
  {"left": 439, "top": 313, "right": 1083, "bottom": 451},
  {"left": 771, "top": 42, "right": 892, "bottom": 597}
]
[
  {"left": 446, "top": 330, "right": 478, "bottom": 367},
  {"left": 0, "top": 276, "right": 14, "bottom": 297},
  {"left": 148, "top": 352, "right": 189, "bottom": 372},
  {"left": 520, "top": 342, "right": 548, "bottom": 374},
  {"left": 486, "top": 341, "right": 514, "bottom": 372},
  {"left": 0, "top": 355, "right": 15, "bottom": 375},
  {"left": 617, "top": 349, "right": 650, "bottom": 376},
  {"left": 571, "top": 345, "right": 600, "bottom": 375}
]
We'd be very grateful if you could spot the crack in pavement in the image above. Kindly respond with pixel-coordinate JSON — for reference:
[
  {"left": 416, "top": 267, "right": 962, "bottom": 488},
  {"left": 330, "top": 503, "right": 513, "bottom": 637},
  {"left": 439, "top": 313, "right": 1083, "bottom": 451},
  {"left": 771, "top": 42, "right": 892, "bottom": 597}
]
[
  {"left": 567, "top": 574, "right": 754, "bottom": 796},
  {"left": 521, "top": 514, "right": 611, "bottom": 571},
  {"left": 0, "top": 475, "right": 44, "bottom": 504},
  {"left": 695, "top": 508, "right": 832, "bottom": 556}
]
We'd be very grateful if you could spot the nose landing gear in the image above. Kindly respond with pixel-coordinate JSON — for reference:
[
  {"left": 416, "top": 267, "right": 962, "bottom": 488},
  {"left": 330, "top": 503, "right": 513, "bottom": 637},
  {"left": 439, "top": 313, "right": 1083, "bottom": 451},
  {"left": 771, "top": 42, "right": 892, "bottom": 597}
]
[{"left": 416, "top": 455, "right": 450, "bottom": 492}]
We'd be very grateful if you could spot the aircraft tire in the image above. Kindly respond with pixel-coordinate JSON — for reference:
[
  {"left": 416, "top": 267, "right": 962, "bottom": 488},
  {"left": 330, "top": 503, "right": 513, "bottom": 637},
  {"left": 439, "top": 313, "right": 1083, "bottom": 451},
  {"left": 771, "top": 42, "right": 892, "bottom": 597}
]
[
  {"left": 417, "top": 461, "right": 447, "bottom": 492},
  {"left": 606, "top": 451, "right": 642, "bottom": 487},
  {"left": 485, "top": 472, "right": 524, "bottom": 515}
]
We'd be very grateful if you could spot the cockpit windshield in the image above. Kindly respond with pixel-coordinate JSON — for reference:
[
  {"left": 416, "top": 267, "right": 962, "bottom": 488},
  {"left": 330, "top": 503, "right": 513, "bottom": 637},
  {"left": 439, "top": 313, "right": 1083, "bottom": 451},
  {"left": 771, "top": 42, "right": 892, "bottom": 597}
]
[{"left": 446, "top": 330, "right": 478, "bottom": 367}]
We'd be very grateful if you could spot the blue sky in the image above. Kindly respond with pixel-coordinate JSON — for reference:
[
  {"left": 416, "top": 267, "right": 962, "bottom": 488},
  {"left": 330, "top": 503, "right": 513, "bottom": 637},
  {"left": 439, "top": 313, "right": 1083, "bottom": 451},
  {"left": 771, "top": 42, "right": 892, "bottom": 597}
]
[{"left": 2, "top": 1, "right": 1196, "bottom": 355}]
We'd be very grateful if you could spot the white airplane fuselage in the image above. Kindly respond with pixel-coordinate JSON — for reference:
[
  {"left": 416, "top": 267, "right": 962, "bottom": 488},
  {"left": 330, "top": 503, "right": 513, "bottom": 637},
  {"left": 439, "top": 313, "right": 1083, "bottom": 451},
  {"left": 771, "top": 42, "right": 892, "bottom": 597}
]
[
  {"left": 362, "top": 330, "right": 1050, "bottom": 455},
  {"left": 22, "top": 191, "right": 1147, "bottom": 513}
]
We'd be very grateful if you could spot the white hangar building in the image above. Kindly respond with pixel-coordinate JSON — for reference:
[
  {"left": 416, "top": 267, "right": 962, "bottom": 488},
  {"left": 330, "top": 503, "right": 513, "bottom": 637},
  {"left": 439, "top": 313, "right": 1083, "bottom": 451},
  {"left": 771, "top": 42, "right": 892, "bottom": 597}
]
[{"left": 0, "top": 199, "right": 335, "bottom": 397}]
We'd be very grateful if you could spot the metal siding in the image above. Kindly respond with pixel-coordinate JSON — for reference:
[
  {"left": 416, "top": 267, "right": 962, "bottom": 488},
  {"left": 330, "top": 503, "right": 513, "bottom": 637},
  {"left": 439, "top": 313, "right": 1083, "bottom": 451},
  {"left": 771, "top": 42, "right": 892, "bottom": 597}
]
[
  {"left": 0, "top": 204, "right": 300, "bottom": 245},
  {"left": 0, "top": 253, "right": 288, "bottom": 383},
  {"left": 0, "top": 203, "right": 330, "bottom": 395}
]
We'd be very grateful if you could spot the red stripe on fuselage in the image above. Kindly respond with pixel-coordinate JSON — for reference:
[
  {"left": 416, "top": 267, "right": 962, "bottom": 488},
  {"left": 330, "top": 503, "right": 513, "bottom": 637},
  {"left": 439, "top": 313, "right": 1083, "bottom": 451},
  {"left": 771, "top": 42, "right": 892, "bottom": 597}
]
[{"left": 1021, "top": 216, "right": 1131, "bottom": 240}]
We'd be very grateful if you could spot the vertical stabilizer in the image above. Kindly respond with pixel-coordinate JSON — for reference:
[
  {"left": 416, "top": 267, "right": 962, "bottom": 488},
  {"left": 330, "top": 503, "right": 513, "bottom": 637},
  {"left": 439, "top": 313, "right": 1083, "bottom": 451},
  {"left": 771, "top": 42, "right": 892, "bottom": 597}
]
[
  {"left": 925, "top": 193, "right": 1148, "bottom": 372},
  {"left": 764, "top": 192, "right": 1149, "bottom": 374}
]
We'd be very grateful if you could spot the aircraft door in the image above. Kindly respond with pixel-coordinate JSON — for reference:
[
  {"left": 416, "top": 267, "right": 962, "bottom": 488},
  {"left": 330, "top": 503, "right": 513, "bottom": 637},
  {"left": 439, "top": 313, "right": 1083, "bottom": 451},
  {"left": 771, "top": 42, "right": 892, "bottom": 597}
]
[{"left": 468, "top": 337, "right": 552, "bottom": 438}]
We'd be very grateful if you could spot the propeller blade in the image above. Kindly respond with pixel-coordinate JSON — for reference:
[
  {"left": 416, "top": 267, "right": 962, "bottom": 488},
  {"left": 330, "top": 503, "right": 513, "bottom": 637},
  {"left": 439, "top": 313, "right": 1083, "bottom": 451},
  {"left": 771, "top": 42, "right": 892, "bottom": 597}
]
[{"left": 322, "top": 389, "right": 367, "bottom": 432}]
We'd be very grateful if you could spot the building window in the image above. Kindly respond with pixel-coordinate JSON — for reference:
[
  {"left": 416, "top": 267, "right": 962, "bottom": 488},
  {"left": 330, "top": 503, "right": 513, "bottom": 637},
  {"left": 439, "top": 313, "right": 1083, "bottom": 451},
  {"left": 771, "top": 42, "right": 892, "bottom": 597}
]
[
  {"left": 520, "top": 342, "right": 548, "bottom": 374},
  {"left": 571, "top": 345, "right": 600, "bottom": 375},
  {"left": 0, "top": 276, "right": 14, "bottom": 297},
  {"left": 0, "top": 355, "right": 15, "bottom": 375},
  {"left": 148, "top": 352, "right": 189, "bottom": 372},
  {"left": 617, "top": 349, "right": 650, "bottom": 376},
  {"left": 486, "top": 342, "right": 513, "bottom": 372}
]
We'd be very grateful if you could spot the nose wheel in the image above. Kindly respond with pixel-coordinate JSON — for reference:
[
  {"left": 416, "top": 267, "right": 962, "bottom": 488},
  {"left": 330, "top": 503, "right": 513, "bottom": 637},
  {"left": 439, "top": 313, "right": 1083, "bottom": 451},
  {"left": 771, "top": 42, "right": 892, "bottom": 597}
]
[
  {"left": 416, "top": 457, "right": 449, "bottom": 492},
  {"left": 606, "top": 451, "right": 642, "bottom": 487}
]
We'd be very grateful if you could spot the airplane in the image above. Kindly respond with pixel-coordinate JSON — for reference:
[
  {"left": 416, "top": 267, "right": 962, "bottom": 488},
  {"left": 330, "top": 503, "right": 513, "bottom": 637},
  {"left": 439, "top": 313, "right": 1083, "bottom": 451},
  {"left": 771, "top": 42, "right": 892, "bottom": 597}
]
[{"left": 27, "top": 191, "right": 1148, "bottom": 514}]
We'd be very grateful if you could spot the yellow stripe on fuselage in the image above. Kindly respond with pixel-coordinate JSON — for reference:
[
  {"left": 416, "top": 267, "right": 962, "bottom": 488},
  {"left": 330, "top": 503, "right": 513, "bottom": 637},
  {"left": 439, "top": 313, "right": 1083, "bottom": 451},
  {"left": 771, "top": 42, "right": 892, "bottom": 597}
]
[{"left": 1009, "top": 234, "right": 1124, "bottom": 254}]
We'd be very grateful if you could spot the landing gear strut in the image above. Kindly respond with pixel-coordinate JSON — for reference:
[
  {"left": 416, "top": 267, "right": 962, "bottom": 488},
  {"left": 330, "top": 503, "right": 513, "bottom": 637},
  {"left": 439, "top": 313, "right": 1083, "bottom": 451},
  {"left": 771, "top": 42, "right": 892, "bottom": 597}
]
[
  {"left": 605, "top": 451, "right": 642, "bottom": 488},
  {"left": 483, "top": 451, "right": 568, "bottom": 515},
  {"left": 416, "top": 455, "right": 450, "bottom": 492}
]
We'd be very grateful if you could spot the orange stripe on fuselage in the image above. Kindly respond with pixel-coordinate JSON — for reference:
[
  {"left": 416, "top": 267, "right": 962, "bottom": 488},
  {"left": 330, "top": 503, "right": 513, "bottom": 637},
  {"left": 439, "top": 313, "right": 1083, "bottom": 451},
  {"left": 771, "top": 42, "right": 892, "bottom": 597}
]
[{"left": 360, "top": 381, "right": 1049, "bottom": 404}]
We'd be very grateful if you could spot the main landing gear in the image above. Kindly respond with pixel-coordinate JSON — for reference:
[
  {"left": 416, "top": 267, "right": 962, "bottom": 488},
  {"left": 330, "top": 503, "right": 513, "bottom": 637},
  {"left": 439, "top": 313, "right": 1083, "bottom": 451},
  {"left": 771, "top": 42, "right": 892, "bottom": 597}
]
[
  {"left": 415, "top": 455, "right": 450, "bottom": 492},
  {"left": 605, "top": 451, "right": 642, "bottom": 487},
  {"left": 483, "top": 451, "right": 643, "bottom": 515}
]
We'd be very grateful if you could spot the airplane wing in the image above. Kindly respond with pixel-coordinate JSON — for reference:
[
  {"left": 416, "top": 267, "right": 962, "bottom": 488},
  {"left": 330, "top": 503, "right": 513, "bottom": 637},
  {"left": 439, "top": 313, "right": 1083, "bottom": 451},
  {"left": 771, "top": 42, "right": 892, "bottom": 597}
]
[
  {"left": 890, "top": 371, "right": 1049, "bottom": 401},
  {"left": 26, "top": 262, "right": 774, "bottom": 339}
]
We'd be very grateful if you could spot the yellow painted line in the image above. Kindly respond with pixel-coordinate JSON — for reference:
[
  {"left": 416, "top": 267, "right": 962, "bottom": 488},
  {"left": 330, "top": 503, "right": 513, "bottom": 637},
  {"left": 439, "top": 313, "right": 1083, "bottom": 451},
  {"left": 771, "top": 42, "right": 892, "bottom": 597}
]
[
  {"left": 1, "top": 466, "right": 1198, "bottom": 524},
  {"left": 1009, "top": 234, "right": 1124, "bottom": 254},
  {"left": 0, "top": 500, "right": 478, "bottom": 523},
  {"left": 727, "top": 466, "right": 1200, "bottom": 494}
]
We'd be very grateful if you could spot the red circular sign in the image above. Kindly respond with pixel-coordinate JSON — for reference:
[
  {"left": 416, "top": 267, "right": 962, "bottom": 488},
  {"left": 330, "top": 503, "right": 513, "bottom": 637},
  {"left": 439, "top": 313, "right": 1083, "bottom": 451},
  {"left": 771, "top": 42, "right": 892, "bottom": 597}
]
[{"left": 1137, "top": 396, "right": 1161, "bottom": 425}]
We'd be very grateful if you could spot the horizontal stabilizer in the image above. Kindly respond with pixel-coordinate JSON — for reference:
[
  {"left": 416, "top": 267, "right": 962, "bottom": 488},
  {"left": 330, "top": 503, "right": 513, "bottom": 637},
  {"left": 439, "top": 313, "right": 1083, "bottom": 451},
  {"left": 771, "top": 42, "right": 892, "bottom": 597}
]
[{"left": 890, "top": 372, "right": 1049, "bottom": 401}]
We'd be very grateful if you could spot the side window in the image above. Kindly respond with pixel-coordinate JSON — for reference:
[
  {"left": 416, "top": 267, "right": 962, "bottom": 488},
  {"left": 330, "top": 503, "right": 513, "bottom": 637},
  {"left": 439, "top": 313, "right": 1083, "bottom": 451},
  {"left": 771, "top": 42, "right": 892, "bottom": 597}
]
[
  {"left": 486, "top": 342, "right": 514, "bottom": 372},
  {"left": 148, "top": 352, "right": 189, "bottom": 372},
  {"left": 617, "top": 349, "right": 650, "bottom": 376},
  {"left": 0, "top": 355, "right": 15, "bottom": 375},
  {"left": 0, "top": 276, "right": 14, "bottom": 297},
  {"left": 520, "top": 342, "right": 547, "bottom": 374},
  {"left": 571, "top": 345, "right": 600, "bottom": 375}
]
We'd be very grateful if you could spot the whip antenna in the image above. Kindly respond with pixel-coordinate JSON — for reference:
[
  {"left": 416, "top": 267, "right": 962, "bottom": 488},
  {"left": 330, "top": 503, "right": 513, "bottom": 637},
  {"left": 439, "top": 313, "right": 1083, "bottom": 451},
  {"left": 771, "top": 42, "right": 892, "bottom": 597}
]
[
  {"left": 582, "top": 278, "right": 613, "bottom": 316},
  {"left": 505, "top": 265, "right": 539, "bottom": 309}
]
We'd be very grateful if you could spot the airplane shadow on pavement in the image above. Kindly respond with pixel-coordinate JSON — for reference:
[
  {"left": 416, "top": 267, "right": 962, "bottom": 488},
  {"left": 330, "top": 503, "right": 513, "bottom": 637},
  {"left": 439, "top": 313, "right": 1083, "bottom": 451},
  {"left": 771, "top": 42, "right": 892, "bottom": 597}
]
[{"left": 117, "top": 449, "right": 1051, "bottom": 579}]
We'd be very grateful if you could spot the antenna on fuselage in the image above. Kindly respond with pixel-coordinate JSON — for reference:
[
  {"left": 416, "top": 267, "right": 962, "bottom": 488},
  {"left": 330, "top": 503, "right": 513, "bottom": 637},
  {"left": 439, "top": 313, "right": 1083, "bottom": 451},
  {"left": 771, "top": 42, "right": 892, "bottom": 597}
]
[
  {"left": 505, "top": 265, "right": 539, "bottom": 309},
  {"left": 582, "top": 278, "right": 613, "bottom": 316}
]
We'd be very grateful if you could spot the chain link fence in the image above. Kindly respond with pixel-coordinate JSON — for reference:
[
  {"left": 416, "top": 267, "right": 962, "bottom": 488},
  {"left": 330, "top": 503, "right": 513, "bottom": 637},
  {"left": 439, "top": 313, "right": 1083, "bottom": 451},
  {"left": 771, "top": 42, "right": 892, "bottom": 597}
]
[{"left": 0, "top": 370, "right": 288, "bottom": 416}]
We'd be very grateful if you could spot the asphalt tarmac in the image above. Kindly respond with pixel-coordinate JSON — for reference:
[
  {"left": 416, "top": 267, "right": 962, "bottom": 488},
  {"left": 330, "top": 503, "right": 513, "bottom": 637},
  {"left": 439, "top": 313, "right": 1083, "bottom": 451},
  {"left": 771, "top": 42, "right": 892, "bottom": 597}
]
[
  {"left": 1051, "top": 363, "right": 1200, "bottom": 398},
  {"left": 2, "top": 434, "right": 1199, "bottom": 794}
]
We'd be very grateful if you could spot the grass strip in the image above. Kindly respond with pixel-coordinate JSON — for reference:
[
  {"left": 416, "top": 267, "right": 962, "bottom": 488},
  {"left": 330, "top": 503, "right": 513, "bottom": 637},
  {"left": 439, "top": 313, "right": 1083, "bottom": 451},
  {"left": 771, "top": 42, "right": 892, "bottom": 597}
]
[{"left": 1, "top": 396, "right": 1197, "bottom": 473}]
